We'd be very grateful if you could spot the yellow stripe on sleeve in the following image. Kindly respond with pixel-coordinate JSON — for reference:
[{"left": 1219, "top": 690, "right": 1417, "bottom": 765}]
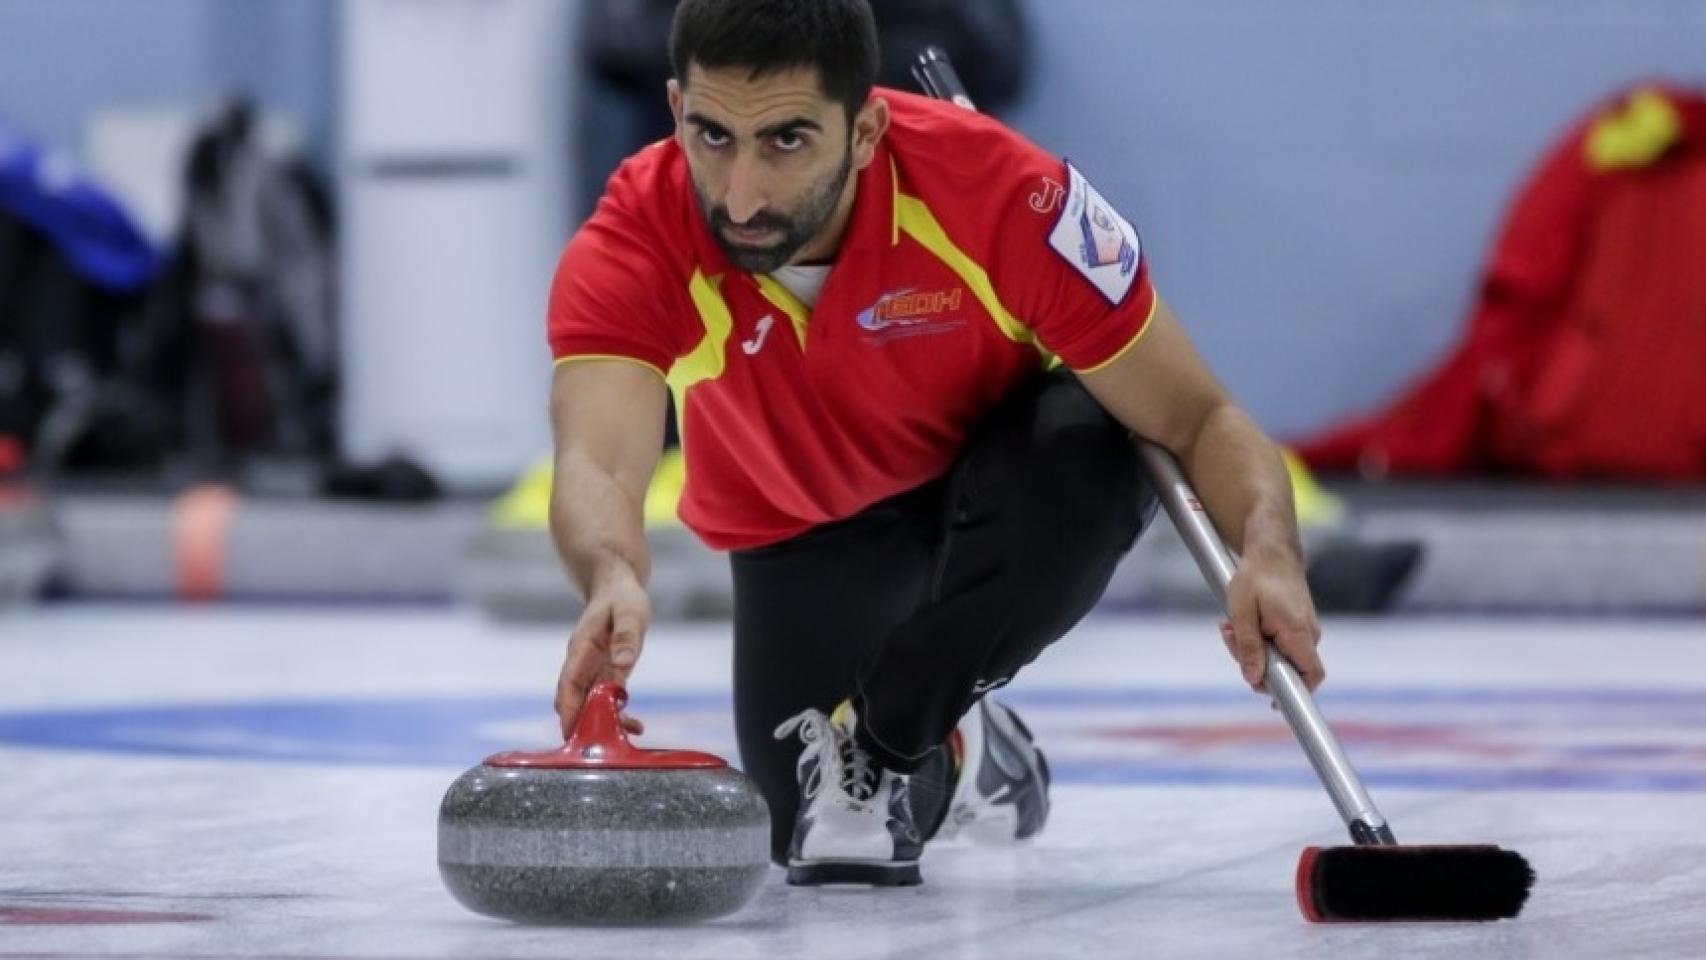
[
  {"left": 553, "top": 353, "right": 667, "bottom": 380},
  {"left": 1071, "top": 292, "right": 1161, "bottom": 374}
]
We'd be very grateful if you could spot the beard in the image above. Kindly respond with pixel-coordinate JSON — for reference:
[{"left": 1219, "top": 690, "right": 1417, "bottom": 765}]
[{"left": 694, "top": 148, "right": 853, "bottom": 274}]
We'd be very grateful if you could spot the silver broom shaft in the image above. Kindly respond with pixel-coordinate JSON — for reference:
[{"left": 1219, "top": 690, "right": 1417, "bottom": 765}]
[
  {"left": 909, "top": 45, "right": 1393, "bottom": 845},
  {"left": 1136, "top": 442, "right": 1394, "bottom": 844}
]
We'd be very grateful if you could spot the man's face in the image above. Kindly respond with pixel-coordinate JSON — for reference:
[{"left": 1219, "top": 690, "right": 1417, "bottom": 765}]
[{"left": 670, "top": 65, "right": 856, "bottom": 273}]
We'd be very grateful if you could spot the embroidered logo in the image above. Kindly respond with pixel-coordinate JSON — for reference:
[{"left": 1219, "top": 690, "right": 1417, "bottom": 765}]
[
  {"left": 1029, "top": 176, "right": 1066, "bottom": 214},
  {"left": 855, "top": 287, "right": 964, "bottom": 332},
  {"left": 741, "top": 314, "right": 776, "bottom": 355}
]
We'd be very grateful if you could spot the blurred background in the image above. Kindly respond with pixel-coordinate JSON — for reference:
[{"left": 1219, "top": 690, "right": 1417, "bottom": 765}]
[{"left": 2, "top": 0, "right": 1705, "bottom": 620}]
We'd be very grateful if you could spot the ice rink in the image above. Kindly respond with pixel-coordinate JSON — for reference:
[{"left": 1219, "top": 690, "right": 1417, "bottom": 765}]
[{"left": 4, "top": 606, "right": 1705, "bottom": 959}]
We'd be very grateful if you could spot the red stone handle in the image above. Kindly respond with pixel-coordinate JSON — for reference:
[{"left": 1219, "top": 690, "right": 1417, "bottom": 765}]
[{"left": 484, "top": 682, "right": 726, "bottom": 769}]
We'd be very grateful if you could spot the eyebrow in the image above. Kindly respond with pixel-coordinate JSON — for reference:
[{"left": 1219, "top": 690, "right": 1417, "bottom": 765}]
[{"left": 684, "top": 112, "right": 823, "bottom": 139}]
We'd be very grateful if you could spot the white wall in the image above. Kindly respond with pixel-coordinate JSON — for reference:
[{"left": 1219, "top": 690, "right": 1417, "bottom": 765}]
[
  {"left": 337, "top": 0, "right": 577, "bottom": 485},
  {"left": 0, "top": 0, "right": 333, "bottom": 160}
]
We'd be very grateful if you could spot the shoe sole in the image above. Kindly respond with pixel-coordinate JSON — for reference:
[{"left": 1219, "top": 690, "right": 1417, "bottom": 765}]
[
  {"left": 786, "top": 859, "right": 922, "bottom": 887},
  {"left": 977, "top": 701, "right": 1051, "bottom": 842}
]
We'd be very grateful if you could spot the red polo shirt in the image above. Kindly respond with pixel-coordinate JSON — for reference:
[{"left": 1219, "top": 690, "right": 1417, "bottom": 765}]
[{"left": 548, "top": 89, "right": 1158, "bottom": 550}]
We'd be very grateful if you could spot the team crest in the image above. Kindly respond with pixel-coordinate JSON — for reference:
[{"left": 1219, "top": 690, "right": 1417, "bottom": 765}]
[{"left": 1048, "top": 162, "right": 1142, "bottom": 305}]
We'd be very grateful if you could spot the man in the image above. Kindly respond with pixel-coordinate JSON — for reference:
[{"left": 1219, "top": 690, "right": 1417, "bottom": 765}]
[{"left": 547, "top": 0, "right": 1324, "bottom": 887}]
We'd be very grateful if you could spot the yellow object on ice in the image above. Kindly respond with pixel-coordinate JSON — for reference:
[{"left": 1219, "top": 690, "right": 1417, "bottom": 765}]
[
  {"left": 643, "top": 448, "right": 687, "bottom": 528},
  {"left": 1284, "top": 447, "right": 1345, "bottom": 530},
  {"left": 490, "top": 458, "right": 554, "bottom": 530},
  {"left": 1587, "top": 88, "right": 1683, "bottom": 171},
  {"left": 496, "top": 445, "right": 1327, "bottom": 532},
  {"left": 490, "top": 449, "right": 687, "bottom": 531}
]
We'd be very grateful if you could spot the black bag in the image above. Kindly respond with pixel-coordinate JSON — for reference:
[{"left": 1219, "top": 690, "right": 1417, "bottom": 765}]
[
  {"left": 0, "top": 193, "right": 161, "bottom": 474},
  {"left": 135, "top": 99, "right": 338, "bottom": 474}
]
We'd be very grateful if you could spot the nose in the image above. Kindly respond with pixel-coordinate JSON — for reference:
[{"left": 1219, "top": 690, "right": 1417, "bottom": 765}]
[{"left": 722, "top": 151, "right": 767, "bottom": 224}]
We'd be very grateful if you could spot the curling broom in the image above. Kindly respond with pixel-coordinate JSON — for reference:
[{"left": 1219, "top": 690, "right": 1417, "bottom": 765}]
[{"left": 911, "top": 46, "right": 1534, "bottom": 922}]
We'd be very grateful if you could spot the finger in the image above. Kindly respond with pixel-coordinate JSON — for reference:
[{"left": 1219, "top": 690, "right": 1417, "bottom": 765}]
[
  {"left": 556, "top": 666, "right": 594, "bottom": 740},
  {"left": 564, "top": 633, "right": 609, "bottom": 692},
  {"left": 1219, "top": 621, "right": 1245, "bottom": 672},
  {"left": 608, "top": 609, "right": 647, "bottom": 674},
  {"left": 1228, "top": 600, "right": 1267, "bottom": 690},
  {"left": 557, "top": 612, "right": 612, "bottom": 737},
  {"left": 1282, "top": 629, "right": 1327, "bottom": 692},
  {"left": 555, "top": 683, "right": 582, "bottom": 741},
  {"left": 620, "top": 712, "right": 645, "bottom": 736},
  {"left": 1264, "top": 616, "right": 1325, "bottom": 690}
]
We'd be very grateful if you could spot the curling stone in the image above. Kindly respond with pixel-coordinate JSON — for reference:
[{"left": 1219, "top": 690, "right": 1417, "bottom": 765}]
[{"left": 437, "top": 683, "right": 769, "bottom": 925}]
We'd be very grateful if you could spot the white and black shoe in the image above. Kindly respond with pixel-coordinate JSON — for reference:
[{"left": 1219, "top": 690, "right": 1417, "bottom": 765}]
[
  {"left": 938, "top": 698, "right": 1051, "bottom": 844},
  {"left": 773, "top": 703, "right": 923, "bottom": 886}
]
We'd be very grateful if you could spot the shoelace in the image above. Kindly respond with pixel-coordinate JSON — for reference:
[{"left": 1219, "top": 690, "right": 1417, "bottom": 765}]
[
  {"left": 774, "top": 709, "right": 833, "bottom": 800},
  {"left": 838, "top": 735, "right": 878, "bottom": 802},
  {"left": 772, "top": 709, "right": 830, "bottom": 745},
  {"left": 773, "top": 708, "right": 880, "bottom": 802}
]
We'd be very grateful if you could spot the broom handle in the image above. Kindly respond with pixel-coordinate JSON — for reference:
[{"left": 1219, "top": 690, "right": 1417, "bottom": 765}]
[
  {"left": 910, "top": 46, "right": 1394, "bottom": 846},
  {"left": 1136, "top": 442, "right": 1395, "bottom": 844}
]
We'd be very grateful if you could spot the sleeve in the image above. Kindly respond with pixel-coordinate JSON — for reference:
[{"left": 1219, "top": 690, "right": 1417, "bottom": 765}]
[
  {"left": 546, "top": 167, "right": 695, "bottom": 377},
  {"left": 992, "top": 156, "right": 1159, "bottom": 373}
]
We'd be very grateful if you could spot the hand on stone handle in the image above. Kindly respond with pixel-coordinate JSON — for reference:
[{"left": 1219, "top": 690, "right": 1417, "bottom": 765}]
[{"left": 556, "top": 570, "right": 650, "bottom": 741}]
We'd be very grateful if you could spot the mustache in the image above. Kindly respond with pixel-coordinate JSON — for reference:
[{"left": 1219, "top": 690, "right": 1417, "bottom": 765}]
[{"left": 709, "top": 208, "right": 793, "bottom": 237}]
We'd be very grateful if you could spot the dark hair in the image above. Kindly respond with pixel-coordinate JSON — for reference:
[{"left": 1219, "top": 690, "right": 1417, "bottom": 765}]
[{"left": 669, "top": 0, "right": 880, "bottom": 124}]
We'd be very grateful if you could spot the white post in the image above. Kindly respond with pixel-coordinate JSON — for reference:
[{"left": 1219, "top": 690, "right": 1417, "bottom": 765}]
[{"left": 338, "top": 0, "right": 577, "bottom": 486}]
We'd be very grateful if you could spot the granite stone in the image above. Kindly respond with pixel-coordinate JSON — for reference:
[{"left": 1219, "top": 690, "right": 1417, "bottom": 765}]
[{"left": 438, "top": 764, "right": 769, "bottom": 925}]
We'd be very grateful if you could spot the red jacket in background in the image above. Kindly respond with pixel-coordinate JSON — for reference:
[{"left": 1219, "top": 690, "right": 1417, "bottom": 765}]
[{"left": 1294, "top": 85, "right": 1706, "bottom": 482}]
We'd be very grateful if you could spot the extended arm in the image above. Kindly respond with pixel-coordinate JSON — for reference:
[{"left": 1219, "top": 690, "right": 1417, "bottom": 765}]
[
  {"left": 1079, "top": 296, "right": 1324, "bottom": 691},
  {"left": 548, "top": 358, "right": 670, "bottom": 736}
]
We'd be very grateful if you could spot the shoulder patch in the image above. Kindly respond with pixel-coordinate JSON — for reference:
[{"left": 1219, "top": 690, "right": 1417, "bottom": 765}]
[{"left": 1048, "top": 162, "right": 1142, "bottom": 306}]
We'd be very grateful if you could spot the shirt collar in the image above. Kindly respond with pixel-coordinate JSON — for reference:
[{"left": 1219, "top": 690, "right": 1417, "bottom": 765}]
[{"left": 839, "top": 135, "right": 898, "bottom": 255}]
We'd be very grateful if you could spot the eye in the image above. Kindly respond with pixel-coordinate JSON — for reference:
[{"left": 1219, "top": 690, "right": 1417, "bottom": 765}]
[
  {"left": 699, "top": 128, "right": 732, "bottom": 149},
  {"left": 772, "top": 131, "right": 807, "bottom": 153}
]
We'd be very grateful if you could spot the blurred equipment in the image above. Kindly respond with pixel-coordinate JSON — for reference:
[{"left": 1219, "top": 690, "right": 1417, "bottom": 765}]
[
  {"left": 438, "top": 682, "right": 769, "bottom": 925},
  {"left": 1285, "top": 450, "right": 1425, "bottom": 614},
  {"left": 0, "top": 123, "right": 162, "bottom": 474},
  {"left": 0, "top": 484, "right": 61, "bottom": 610},
  {"left": 138, "top": 99, "right": 338, "bottom": 480},
  {"left": 339, "top": 0, "right": 573, "bottom": 486},
  {"left": 1296, "top": 85, "right": 1706, "bottom": 482},
  {"left": 464, "top": 449, "right": 730, "bottom": 622},
  {"left": 55, "top": 489, "right": 479, "bottom": 603},
  {"left": 1303, "top": 537, "right": 1423, "bottom": 614},
  {"left": 321, "top": 453, "right": 440, "bottom": 503}
]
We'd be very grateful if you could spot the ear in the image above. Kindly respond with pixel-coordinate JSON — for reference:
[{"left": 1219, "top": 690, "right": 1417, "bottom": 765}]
[
  {"left": 667, "top": 78, "right": 685, "bottom": 143},
  {"left": 849, "top": 96, "right": 890, "bottom": 171}
]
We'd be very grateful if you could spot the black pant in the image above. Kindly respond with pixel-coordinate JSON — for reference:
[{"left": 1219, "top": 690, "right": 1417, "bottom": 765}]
[{"left": 730, "top": 372, "right": 1158, "bottom": 863}]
